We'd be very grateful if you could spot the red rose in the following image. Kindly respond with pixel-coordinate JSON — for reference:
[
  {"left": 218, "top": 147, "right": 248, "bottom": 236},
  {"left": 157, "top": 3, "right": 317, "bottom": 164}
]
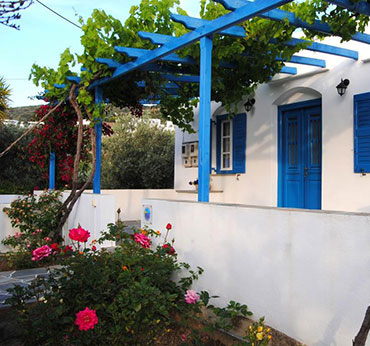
[
  {"left": 92, "top": 246, "right": 96, "bottom": 251},
  {"left": 50, "top": 243, "right": 60, "bottom": 252},
  {"left": 62, "top": 245, "right": 73, "bottom": 253},
  {"left": 69, "top": 226, "right": 90, "bottom": 242},
  {"left": 166, "top": 223, "right": 172, "bottom": 230},
  {"left": 162, "top": 243, "right": 175, "bottom": 255}
]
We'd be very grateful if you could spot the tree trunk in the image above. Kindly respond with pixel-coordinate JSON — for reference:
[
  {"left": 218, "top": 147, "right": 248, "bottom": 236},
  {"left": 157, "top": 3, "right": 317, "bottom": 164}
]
[
  {"left": 353, "top": 306, "right": 370, "bottom": 346},
  {"left": 51, "top": 86, "right": 97, "bottom": 241}
]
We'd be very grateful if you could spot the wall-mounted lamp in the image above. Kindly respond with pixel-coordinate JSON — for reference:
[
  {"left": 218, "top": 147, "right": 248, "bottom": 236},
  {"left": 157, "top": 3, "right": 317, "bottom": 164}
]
[
  {"left": 336, "top": 78, "right": 350, "bottom": 96},
  {"left": 244, "top": 98, "right": 255, "bottom": 112}
]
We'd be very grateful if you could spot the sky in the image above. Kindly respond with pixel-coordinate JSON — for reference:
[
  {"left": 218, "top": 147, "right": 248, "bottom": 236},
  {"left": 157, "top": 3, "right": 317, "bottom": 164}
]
[{"left": 0, "top": 0, "right": 200, "bottom": 108}]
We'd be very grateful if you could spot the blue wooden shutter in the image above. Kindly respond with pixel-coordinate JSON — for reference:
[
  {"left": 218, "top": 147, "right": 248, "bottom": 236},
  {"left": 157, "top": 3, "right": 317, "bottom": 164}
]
[
  {"left": 354, "top": 93, "right": 370, "bottom": 173},
  {"left": 232, "top": 113, "right": 246, "bottom": 173},
  {"left": 215, "top": 113, "right": 246, "bottom": 174}
]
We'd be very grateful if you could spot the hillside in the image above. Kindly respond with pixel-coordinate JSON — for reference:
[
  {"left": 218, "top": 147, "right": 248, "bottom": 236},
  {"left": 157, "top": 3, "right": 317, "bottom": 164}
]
[{"left": 6, "top": 106, "right": 38, "bottom": 122}]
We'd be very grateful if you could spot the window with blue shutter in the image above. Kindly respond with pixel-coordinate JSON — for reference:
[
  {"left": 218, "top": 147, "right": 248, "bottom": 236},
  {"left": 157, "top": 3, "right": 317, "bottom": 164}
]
[
  {"left": 354, "top": 93, "right": 370, "bottom": 173},
  {"left": 216, "top": 113, "right": 246, "bottom": 174}
]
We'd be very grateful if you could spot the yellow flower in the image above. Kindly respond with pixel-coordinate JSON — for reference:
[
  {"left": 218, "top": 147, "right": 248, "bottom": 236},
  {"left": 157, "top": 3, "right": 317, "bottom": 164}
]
[
  {"left": 268, "top": 335, "right": 272, "bottom": 340},
  {"left": 267, "top": 328, "right": 271, "bottom": 332},
  {"left": 256, "top": 332, "right": 263, "bottom": 340},
  {"left": 249, "top": 325, "right": 253, "bottom": 331},
  {"left": 257, "top": 326, "right": 263, "bottom": 332},
  {"left": 122, "top": 265, "right": 128, "bottom": 271}
]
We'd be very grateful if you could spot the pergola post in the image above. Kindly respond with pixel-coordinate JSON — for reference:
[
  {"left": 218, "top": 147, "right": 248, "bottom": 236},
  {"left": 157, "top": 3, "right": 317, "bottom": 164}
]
[
  {"left": 93, "top": 86, "right": 103, "bottom": 194},
  {"left": 198, "top": 35, "right": 213, "bottom": 202},
  {"left": 49, "top": 152, "right": 55, "bottom": 190}
]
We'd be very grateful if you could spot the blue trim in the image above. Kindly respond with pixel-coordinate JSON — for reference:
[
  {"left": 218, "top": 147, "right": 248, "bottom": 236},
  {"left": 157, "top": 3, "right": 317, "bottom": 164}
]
[
  {"left": 284, "top": 38, "right": 358, "bottom": 60},
  {"left": 277, "top": 98, "right": 322, "bottom": 207},
  {"left": 115, "top": 47, "right": 197, "bottom": 65},
  {"left": 328, "top": 1, "right": 370, "bottom": 16},
  {"left": 198, "top": 36, "right": 213, "bottom": 203},
  {"left": 260, "top": 8, "right": 370, "bottom": 45},
  {"left": 49, "top": 152, "right": 55, "bottom": 190},
  {"left": 170, "top": 13, "right": 246, "bottom": 38},
  {"left": 354, "top": 92, "right": 370, "bottom": 173},
  {"left": 66, "top": 76, "right": 81, "bottom": 84},
  {"left": 93, "top": 87, "right": 103, "bottom": 194},
  {"left": 215, "top": 113, "right": 246, "bottom": 174}
]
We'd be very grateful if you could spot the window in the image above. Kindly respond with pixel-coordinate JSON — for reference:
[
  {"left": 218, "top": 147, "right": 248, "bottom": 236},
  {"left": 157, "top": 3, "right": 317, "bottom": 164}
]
[
  {"left": 354, "top": 92, "right": 370, "bottom": 173},
  {"left": 215, "top": 113, "right": 246, "bottom": 174},
  {"left": 221, "top": 120, "right": 232, "bottom": 170}
]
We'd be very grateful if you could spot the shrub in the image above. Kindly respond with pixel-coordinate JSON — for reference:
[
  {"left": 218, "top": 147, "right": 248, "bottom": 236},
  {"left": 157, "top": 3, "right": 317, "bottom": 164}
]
[
  {"left": 2, "top": 190, "right": 64, "bottom": 268},
  {"left": 0, "top": 124, "right": 44, "bottom": 194},
  {"left": 6, "top": 222, "right": 270, "bottom": 346},
  {"left": 101, "top": 114, "right": 174, "bottom": 189},
  {"left": 6, "top": 223, "right": 204, "bottom": 345}
]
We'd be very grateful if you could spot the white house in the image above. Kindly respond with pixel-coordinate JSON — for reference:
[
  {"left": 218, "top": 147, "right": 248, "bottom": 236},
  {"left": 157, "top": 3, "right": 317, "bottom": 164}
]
[
  {"left": 174, "top": 35, "right": 370, "bottom": 213},
  {"left": 142, "top": 34, "right": 370, "bottom": 346}
]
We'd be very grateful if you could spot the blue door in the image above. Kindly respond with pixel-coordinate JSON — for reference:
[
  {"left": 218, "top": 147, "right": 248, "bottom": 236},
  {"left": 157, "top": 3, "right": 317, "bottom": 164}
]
[{"left": 278, "top": 99, "right": 322, "bottom": 209}]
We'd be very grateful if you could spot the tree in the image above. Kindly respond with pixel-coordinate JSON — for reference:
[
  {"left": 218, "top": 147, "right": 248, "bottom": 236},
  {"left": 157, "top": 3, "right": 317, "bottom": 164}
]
[
  {"left": 0, "top": 124, "right": 43, "bottom": 193},
  {"left": 0, "top": 76, "right": 10, "bottom": 123},
  {"left": 102, "top": 112, "right": 174, "bottom": 189},
  {"left": 0, "top": 0, "right": 33, "bottom": 29}
]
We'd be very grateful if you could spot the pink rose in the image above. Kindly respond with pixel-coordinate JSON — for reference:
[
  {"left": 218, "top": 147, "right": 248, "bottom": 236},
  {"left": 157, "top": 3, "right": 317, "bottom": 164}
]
[
  {"left": 133, "top": 233, "right": 151, "bottom": 249},
  {"left": 181, "top": 334, "right": 187, "bottom": 342},
  {"left": 184, "top": 289, "right": 200, "bottom": 304},
  {"left": 69, "top": 226, "right": 90, "bottom": 242},
  {"left": 75, "top": 307, "right": 98, "bottom": 331},
  {"left": 14, "top": 232, "right": 22, "bottom": 239},
  {"left": 32, "top": 245, "right": 52, "bottom": 261}
]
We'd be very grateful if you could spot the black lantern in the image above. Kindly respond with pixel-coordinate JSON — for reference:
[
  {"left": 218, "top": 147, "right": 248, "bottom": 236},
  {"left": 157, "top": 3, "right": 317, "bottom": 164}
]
[
  {"left": 336, "top": 79, "right": 350, "bottom": 96},
  {"left": 244, "top": 98, "right": 255, "bottom": 112}
]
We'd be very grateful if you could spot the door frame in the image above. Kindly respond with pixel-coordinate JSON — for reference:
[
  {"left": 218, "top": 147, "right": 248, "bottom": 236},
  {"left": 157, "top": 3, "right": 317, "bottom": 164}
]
[{"left": 277, "top": 98, "right": 322, "bottom": 208}]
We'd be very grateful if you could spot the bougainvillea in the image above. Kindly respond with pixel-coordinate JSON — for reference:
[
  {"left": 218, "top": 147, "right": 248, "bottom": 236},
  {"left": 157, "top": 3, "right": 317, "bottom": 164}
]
[{"left": 27, "top": 103, "right": 112, "bottom": 188}]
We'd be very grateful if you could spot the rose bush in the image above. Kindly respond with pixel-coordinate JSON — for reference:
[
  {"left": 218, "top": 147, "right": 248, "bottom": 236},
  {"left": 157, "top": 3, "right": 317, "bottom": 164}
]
[
  {"left": 7, "top": 222, "right": 268, "bottom": 346},
  {"left": 1, "top": 190, "right": 67, "bottom": 269}
]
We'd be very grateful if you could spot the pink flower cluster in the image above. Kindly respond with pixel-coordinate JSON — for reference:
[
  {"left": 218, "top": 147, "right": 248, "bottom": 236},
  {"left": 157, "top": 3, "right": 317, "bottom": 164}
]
[
  {"left": 32, "top": 229, "right": 43, "bottom": 235},
  {"left": 75, "top": 307, "right": 98, "bottom": 331},
  {"left": 69, "top": 226, "right": 90, "bottom": 242},
  {"left": 184, "top": 289, "right": 200, "bottom": 304},
  {"left": 13, "top": 232, "right": 22, "bottom": 239},
  {"left": 134, "top": 233, "right": 151, "bottom": 249},
  {"left": 32, "top": 245, "right": 52, "bottom": 261}
]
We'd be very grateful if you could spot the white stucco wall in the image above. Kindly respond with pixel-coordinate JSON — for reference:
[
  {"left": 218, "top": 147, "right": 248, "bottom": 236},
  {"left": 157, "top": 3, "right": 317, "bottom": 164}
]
[
  {"left": 174, "top": 36, "right": 370, "bottom": 212},
  {"left": 142, "top": 198, "right": 370, "bottom": 346},
  {"left": 0, "top": 193, "right": 116, "bottom": 251}
]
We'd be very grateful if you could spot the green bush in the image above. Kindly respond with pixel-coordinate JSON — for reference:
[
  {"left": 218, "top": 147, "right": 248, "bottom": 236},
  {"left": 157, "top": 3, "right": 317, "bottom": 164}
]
[
  {"left": 6, "top": 224, "right": 203, "bottom": 345},
  {"left": 2, "top": 190, "right": 64, "bottom": 268},
  {"left": 101, "top": 115, "right": 174, "bottom": 189},
  {"left": 0, "top": 124, "right": 44, "bottom": 194},
  {"left": 6, "top": 222, "right": 266, "bottom": 346}
]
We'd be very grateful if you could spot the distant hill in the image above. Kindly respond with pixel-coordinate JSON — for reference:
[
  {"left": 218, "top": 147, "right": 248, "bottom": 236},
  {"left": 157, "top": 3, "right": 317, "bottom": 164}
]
[
  {"left": 5, "top": 104, "right": 162, "bottom": 123},
  {"left": 6, "top": 106, "right": 38, "bottom": 122}
]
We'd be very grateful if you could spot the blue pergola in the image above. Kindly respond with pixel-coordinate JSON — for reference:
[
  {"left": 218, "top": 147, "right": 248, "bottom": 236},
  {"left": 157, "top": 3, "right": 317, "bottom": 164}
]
[{"left": 50, "top": 0, "right": 370, "bottom": 202}]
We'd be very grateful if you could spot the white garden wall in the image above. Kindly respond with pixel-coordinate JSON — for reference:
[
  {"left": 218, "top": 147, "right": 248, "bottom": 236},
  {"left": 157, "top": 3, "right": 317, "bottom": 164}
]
[
  {"left": 0, "top": 193, "right": 116, "bottom": 251},
  {"left": 142, "top": 198, "right": 370, "bottom": 346},
  {"left": 174, "top": 35, "right": 370, "bottom": 212}
]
